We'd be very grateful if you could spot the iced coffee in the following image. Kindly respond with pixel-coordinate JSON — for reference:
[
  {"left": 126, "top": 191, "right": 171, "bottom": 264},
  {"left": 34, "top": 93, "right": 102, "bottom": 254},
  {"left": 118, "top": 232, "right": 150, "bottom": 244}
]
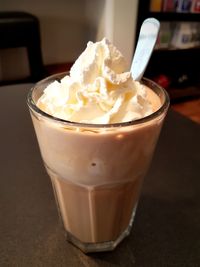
[{"left": 27, "top": 38, "right": 169, "bottom": 252}]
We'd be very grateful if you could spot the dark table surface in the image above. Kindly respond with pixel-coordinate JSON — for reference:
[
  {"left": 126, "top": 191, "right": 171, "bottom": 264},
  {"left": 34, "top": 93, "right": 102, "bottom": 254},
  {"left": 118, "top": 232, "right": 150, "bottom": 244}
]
[{"left": 0, "top": 84, "right": 200, "bottom": 267}]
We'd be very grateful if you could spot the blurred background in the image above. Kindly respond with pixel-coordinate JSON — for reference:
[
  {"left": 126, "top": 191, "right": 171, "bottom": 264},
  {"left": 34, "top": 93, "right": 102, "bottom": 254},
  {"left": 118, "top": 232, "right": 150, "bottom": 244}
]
[
  {"left": 0, "top": 0, "right": 137, "bottom": 81},
  {"left": 0, "top": 0, "right": 199, "bottom": 122}
]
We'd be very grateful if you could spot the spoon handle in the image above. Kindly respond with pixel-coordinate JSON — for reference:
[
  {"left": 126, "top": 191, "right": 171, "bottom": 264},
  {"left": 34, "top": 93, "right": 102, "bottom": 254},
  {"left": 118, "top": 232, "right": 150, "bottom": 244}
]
[{"left": 131, "top": 18, "right": 160, "bottom": 81}]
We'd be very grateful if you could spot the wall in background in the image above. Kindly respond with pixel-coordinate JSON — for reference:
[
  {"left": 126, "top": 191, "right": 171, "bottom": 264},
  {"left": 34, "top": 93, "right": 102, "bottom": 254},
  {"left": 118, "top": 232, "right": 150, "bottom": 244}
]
[
  {"left": 0, "top": 0, "right": 138, "bottom": 80},
  {"left": 112, "top": 0, "right": 139, "bottom": 67},
  {"left": 86, "top": 0, "right": 139, "bottom": 67}
]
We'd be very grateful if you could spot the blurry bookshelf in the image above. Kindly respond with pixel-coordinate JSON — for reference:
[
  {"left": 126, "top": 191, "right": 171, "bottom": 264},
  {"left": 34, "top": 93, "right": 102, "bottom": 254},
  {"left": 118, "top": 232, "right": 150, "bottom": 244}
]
[
  {"left": 150, "top": 0, "right": 200, "bottom": 13},
  {"left": 136, "top": 0, "right": 200, "bottom": 103}
]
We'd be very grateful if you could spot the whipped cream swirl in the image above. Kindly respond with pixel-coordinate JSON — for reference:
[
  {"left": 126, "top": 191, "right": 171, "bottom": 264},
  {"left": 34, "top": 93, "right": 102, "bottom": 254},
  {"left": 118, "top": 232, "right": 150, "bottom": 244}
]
[{"left": 37, "top": 38, "right": 153, "bottom": 124}]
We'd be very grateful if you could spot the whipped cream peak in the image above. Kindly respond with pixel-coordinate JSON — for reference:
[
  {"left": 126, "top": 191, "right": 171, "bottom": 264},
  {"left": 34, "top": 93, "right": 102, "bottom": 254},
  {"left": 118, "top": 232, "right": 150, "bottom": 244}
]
[
  {"left": 70, "top": 38, "right": 129, "bottom": 85},
  {"left": 37, "top": 38, "right": 153, "bottom": 124}
]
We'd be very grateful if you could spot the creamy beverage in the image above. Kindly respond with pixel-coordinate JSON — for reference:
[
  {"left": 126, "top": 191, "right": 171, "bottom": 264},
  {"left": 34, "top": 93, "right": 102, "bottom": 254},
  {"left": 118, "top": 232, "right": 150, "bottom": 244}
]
[{"left": 27, "top": 38, "right": 169, "bottom": 252}]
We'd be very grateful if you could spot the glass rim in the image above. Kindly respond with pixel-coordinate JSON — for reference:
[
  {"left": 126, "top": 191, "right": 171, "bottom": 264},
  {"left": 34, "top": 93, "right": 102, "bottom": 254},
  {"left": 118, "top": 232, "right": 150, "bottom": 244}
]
[{"left": 27, "top": 72, "right": 170, "bottom": 129}]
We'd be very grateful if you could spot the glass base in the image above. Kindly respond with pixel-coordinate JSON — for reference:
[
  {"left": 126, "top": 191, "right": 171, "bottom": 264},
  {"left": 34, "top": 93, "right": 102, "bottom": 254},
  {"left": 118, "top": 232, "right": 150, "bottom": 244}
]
[
  {"left": 47, "top": 166, "right": 139, "bottom": 253},
  {"left": 65, "top": 205, "right": 137, "bottom": 253}
]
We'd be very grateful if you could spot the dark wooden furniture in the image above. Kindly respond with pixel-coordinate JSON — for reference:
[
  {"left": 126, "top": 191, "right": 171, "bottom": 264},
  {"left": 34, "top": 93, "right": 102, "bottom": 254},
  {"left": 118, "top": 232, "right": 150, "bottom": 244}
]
[{"left": 0, "top": 12, "right": 45, "bottom": 85}]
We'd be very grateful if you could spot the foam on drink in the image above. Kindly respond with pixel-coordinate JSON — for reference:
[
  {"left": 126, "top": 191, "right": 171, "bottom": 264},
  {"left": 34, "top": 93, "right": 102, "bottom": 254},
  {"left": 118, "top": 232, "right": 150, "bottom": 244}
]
[{"left": 37, "top": 38, "right": 158, "bottom": 124}]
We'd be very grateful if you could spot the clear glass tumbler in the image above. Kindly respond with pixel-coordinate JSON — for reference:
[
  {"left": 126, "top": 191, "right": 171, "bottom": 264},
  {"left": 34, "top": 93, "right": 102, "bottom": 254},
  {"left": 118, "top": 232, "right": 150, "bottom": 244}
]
[{"left": 27, "top": 72, "right": 169, "bottom": 253}]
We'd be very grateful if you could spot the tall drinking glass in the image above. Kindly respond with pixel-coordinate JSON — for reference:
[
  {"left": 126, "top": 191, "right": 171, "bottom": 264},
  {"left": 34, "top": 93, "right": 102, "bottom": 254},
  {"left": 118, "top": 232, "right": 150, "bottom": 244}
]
[{"left": 27, "top": 72, "right": 169, "bottom": 253}]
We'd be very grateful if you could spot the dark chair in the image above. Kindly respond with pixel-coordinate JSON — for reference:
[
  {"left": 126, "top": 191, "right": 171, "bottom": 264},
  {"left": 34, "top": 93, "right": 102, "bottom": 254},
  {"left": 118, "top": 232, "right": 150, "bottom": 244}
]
[{"left": 0, "top": 11, "right": 46, "bottom": 84}]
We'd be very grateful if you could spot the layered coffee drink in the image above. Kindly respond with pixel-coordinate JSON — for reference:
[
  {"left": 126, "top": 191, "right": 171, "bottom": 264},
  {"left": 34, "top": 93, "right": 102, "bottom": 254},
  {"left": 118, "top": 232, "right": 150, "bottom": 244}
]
[{"left": 27, "top": 38, "right": 169, "bottom": 252}]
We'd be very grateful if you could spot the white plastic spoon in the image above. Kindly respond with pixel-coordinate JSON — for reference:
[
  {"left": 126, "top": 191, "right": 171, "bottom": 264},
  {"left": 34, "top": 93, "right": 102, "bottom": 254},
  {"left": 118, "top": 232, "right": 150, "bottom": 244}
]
[{"left": 131, "top": 18, "right": 160, "bottom": 81}]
